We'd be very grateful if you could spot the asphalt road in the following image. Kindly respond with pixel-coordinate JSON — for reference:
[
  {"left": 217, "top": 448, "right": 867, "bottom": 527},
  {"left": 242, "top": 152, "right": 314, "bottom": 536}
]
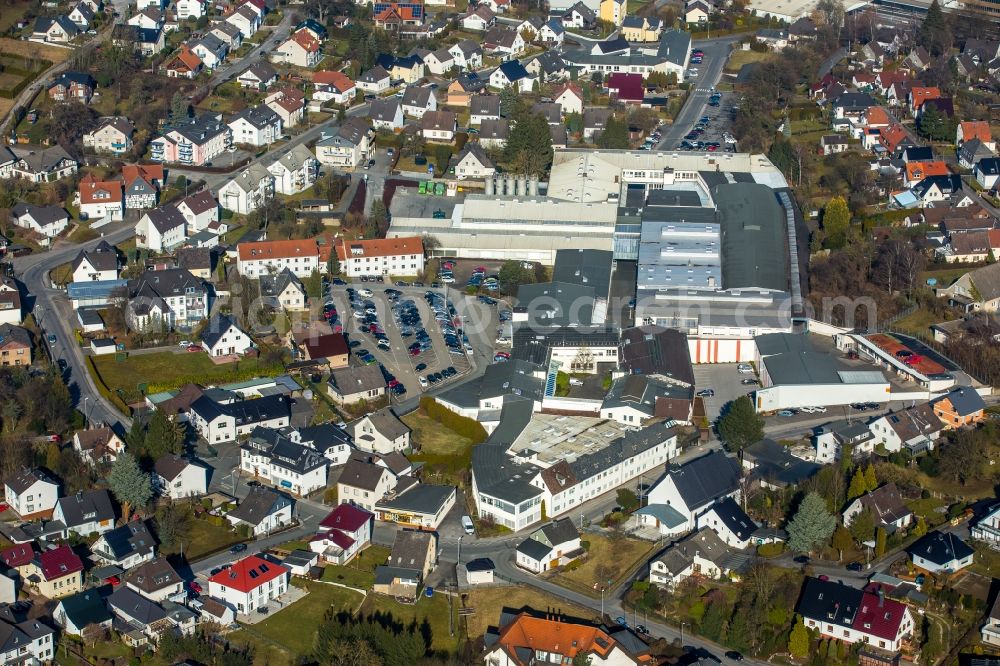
[
  {"left": 13, "top": 224, "right": 137, "bottom": 431},
  {"left": 204, "top": 12, "right": 294, "bottom": 89},
  {"left": 657, "top": 35, "right": 739, "bottom": 149}
]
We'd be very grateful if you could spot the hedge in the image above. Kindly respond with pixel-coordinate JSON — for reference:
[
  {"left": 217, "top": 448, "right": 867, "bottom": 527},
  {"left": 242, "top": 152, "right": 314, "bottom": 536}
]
[
  {"left": 418, "top": 395, "right": 488, "bottom": 443},
  {"left": 86, "top": 357, "right": 131, "bottom": 415}
]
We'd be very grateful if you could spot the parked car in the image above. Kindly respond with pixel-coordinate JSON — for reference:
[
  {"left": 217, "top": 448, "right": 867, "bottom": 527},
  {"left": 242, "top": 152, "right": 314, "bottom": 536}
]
[
  {"left": 695, "top": 388, "right": 715, "bottom": 397},
  {"left": 725, "top": 652, "right": 744, "bottom": 662},
  {"left": 230, "top": 543, "right": 248, "bottom": 554},
  {"left": 777, "top": 409, "right": 797, "bottom": 417}
]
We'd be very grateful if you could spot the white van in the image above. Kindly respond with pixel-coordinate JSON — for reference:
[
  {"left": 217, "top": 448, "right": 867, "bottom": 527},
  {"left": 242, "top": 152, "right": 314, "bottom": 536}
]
[
  {"left": 569, "top": 378, "right": 583, "bottom": 386},
  {"left": 461, "top": 515, "right": 475, "bottom": 535}
]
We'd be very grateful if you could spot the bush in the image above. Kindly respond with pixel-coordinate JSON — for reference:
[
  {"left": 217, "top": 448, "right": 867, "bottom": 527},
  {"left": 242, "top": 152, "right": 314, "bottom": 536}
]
[
  {"left": 324, "top": 486, "right": 338, "bottom": 504},
  {"left": 757, "top": 542, "right": 785, "bottom": 558},
  {"left": 563, "top": 559, "right": 583, "bottom": 572},
  {"left": 580, "top": 540, "right": 591, "bottom": 551},
  {"left": 417, "top": 396, "right": 488, "bottom": 443}
]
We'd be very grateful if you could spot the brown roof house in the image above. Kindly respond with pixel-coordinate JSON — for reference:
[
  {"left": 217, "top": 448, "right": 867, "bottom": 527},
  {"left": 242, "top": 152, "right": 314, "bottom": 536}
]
[
  {"left": 842, "top": 483, "right": 913, "bottom": 534},
  {"left": 373, "top": 530, "right": 436, "bottom": 601},
  {"left": 72, "top": 426, "right": 126, "bottom": 466}
]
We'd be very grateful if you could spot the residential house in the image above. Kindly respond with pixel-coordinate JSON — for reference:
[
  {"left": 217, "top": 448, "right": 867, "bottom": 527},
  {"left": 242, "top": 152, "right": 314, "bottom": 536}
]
[
  {"left": 164, "top": 45, "right": 203, "bottom": 79},
  {"left": 208, "top": 555, "right": 289, "bottom": 615},
  {"left": 337, "top": 458, "right": 397, "bottom": 512},
  {"left": 377, "top": 54, "right": 424, "bottom": 83},
  {"left": 447, "top": 71, "right": 488, "bottom": 106},
  {"left": 335, "top": 235, "right": 424, "bottom": 277},
  {"left": 945, "top": 230, "right": 992, "bottom": 263},
  {"left": 3, "top": 469, "right": 59, "bottom": 520},
  {"left": 607, "top": 72, "right": 644, "bottom": 104},
  {"left": 208, "top": 21, "right": 244, "bottom": 50},
  {"left": 106, "top": 586, "right": 193, "bottom": 643},
  {"left": 225, "top": 486, "right": 293, "bottom": 536},
  {"left": 484, "top": 610, "right": 653, "bottom": 665},
  {"left": 300, "top": 333, "right": 350, "bottom": 370},
  {"left": 241, "top": 427, "right": 329, "bottom": 496},
  {"left": 225, "top": 5, "right": 261, "bottom": 39},
  {"left": 515, "top": 518, "right": 581, "bottom": 573},
  {"left": 312, "top": 70, "right": 356, "bottom": 105},
  {"left": 236, "top": 238, "right": 320, "bottom": 278},
  {"left": 175, "top": 190, "right": 219, "bottom": 233},
  {"left": 47, "top": 72, "right": 95, "bottom": 103},
  {"left": 77, "top": 175, "right": 124, "bottom": 222},
  {"left": 976, "top": 158, "right": 1000, "bottom": 190},
  {"left": 356, "top": 66, "right": 391, "bottom": 94},
  {"left": 218, "top": 163, "right": 273, "bottom": 214},
  {"left": 558, "top": 1, "right": 596, "bottom": 28},
  {"left": 842, "top": 483, "right": 914, "bottom": 534},
  {"left": 8, "top": 145, "right": 78, "bottom": 183},
  {"left": 422, "top": 47, "right": 454, "bottom": 75},
  {"left": 150, "top": 113, "right": 231, "bottom": 165},
  {"left": 483, "top": 27, "right": 526, "bottom": 59},
  {"left": 112, "top": 24, "right": 164, "bottom": 56},
  {"left": 0, "top": 277, "right": 21, "bottom": 326},
  {"left": 128, "top": 7, "right": 164, "bottom": 30},
  {"left": 368, "top": 98, "right": 404, "bottom": 131},
  {"left": 957, "top": 120, "right": 995, "bottom": 150},
  {"left": 644, "top": 450, "right": 742, "bottom": 531},
  {"left": 10, "top": 203, "right": 70, "bottom": 240},
  {"left": 199, "top": 314, "right": 252, "bottom": 357},
  {"left": 421, "top": 110, "right": 457, "bottom": 142},
  {"left": 684, "top": 0, "right": 709, "bottom": 23},
  {"left": 911, "top": 174, "right": 964, "bottom": 206},
  {"left": 123, "top": 557, "right": 184, "bottom": 603},
  {"left": 374, "top": 530, "right": 435, "bottom": 600},
  {"left": 538, "top": 21, "right": 566, "bottom": 47},
  {"left": 755, "top": 28, "right": 789, "bottom": 50},
  {"left": 821, "top": 135, "right": 849, "bottom": 155},
  {"left": 469, "top": 94, "right": 500, "bottom": 125},
  {"left": 310, "top": 504, "right": 373, "bottom": 565},
  {"left": 53, "top": 589, "right": 114, "bottom": 637},
  {"left": 327, "top": 365, "right": 386, "bottom": 405},
  {"left": 401, "top": 86, "right": 437, "bottom": 118},
  {"left": 621, "top": 15, "right": 662, "bottom": 41},
  {"left": 71, "top": 241, "right": 117, "bottom": 283},
  {"left": 125, "top": 267, "right": 209, "bottom": 331},
  {"left": 177, "top": 246, "right": 214, "bottom": 279},
  {"left": 909, "top": 86, "right": 941, "bottom": 117},
  {"left": 973, "top": 503, "right": 1000, "bottom": 548},
  {"left": 797, "top": 577, "right": 914, "bottom": 652},
  {"left": 122, "top": 163, "right": 163, "bottom": 210},
  {"left": 91, "top": 520, "right": 157, "bottom": 570},
  {"left": 228, "top": 105, "right": 282, "bottom": 147},
  {"left": 190, "top": 33, "right": 228, "bottom": 70},
  {"left": 0, "top": 324, "right": 32, "bottom": 367},
  {"left": 83, "top": 117, "right": 135, "bottom": 155},
  {"left": 449, "top": 40, "right": 483, "bottom": 70},
  {"left": 983, "top": 591, "right": 1000, "bottom": 646},
  {"left": 959, "top": 138, "right": 995, "bottom": 170},
  {"left": 373, "top": 3, "right": 424, "bottom": 33},
  {"left": 175, "top": 0, "right": 206, "bottom": 19},
  {"left": 649, "top": 527, "right": 735, "bottom": 589},
  {"left": 937, "top": 261, "right": 1000, "bottom": 312},
  {"left": 931, "top": 386, "right": 987, "bottom": 428},
  {"left": 265, "top": 88, "right": 306, "bottom": 128},
  {"left": 600, "top": 0, "right": 625, "bottom": 25},
  {"left": 32, "top": 16, "right": 79, "bottom": 43},
  {"left": 238, "top": 62, "right": 278, "bottom": 89},
  {"left": 72, "top": 426, "right": 125, "bottom": 466},
  {"left": 909, "top": 531, "right": 974, "bottom": 574},
  {"left": 461, "top": 5, "right": 495, "bottom": 31},
  {"left": 347, "top": 407, "right": 410, "bottom": 454},
  {"left": 315, "top": 117, "right": 375, "bottom": 168},
  {"left": 833, "top": 92, "right": 877, "bottom": 120},
  {"left": 454, "top": 143, "right": 495, "bottom": 180},
  {"left": 260, "top": 268, "right": 307, "bottom": 310},
  {"left": 695, "top": 496, "right": 758, "bottom": 549},
  {"left": 583, "top": 108, "right": 612, "bottom": 141},
  {"left": 27, "top": 545, "right": 84, "bottom": 598},
  {"left": 478, "top": 118, "right": 510, "bottom": 150},
  {"left": 554, "top": 83, "right": 584, "bottom": 116},
  {"left": 869, "top": 403, "right": 942, "bottom": 454},
  {"left": 267, "top": 144, "right": 318, "bottom": 195},
  {"left": 153, "top": 454, "right": 208, "bottom": 499},
  {"left": 66, "top": 1, "right": 91, "bottom": 29},
  {"left": 135, "top": 206, "right": 187, "bottom": 252}
]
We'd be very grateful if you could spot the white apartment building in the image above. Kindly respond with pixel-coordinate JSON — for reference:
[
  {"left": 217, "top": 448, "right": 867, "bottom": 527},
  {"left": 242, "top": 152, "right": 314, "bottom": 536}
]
[
  {"left": 334, "top": 237, "right": 424, "bottom": 277},
  {"left": 236, "top": 239, "right": 321, "bottom": 278}
]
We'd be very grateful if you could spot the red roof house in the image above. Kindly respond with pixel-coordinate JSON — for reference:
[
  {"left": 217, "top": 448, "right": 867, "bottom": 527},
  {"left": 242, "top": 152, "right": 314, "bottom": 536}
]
[
  {"left": 311, "top": 504, "right": 373, "bottom": 565},
  {"left": 207, "top": 554, "right": 289, "bottom": 614},
  {"left": 606, "top": 73, "right": 644, "bottom": 104}
]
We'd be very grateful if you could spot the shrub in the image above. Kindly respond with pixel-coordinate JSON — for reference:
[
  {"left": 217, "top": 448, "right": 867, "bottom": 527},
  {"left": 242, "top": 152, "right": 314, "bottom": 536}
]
[
  {"left": 580, "top": 540, "right": 591, "bottom": 551},
  {"left": 324, "top": 486, "right": 338, "bottom": 504},
  {"left": 418, "top": 396, "right": 488, "bottom": 443}
]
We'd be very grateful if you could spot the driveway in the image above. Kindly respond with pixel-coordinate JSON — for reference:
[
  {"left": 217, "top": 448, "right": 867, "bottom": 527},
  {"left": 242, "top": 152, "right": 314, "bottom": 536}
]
[{"left": 693, "top": 363, "right": 749, "bottom": 421}]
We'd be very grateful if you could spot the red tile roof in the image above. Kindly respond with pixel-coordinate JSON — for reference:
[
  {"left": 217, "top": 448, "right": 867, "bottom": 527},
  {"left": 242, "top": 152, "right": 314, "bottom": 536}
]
[
  {"left": 37, "top": 544, "right": 84, "bottom": 581},
  {"left": 122, "top": 163, "right": 164, "bottom": 187},
  {"left": 606, "top": 73, "right": 644, "bottom": 102},
  {"left": 311, "top": 529, "right": 356, "bottom": 550},
  {"left": 496, "top": 613, "right": 654, "bottom": 663},
  {"left": 313, "top": 70, "right": 355, "bottom": 93},
  {"left": 238, "top": 239, "right": 319, "bottom": 262},
  {"left": 291, "top": 28, "right": 320, "bottom": 53},
  {"left": 851, "top": 590, "right": 909, "bottom": 641},
  {"left": 961, "top": 121, "right": 992, "bottom": 143},
  {"left": 171, "top": 45, "right": 202, "bottom": 72},
  {"left": 909, "top": 86, "right": 941, "bottom": 109},
  {"left": 334, "top": 236, "right": 423, "bottom": 261},
  {"left": 79, "top": 174, "right": 124, "bottom": 204},
  {"left": 208, "top": 554, "right": 287, "bottom": 593},
  {"left": 319, "top": 503, "right": 373, "bottom": 532},
  {"left": 905, "top": 160, "right": 950, "bottom": 182},
  {"left": 0, "top": 544, "right": 35, "bottom": 568}
]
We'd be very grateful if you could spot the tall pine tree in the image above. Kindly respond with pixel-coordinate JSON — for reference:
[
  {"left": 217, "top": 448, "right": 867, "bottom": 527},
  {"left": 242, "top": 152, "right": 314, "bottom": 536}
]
[{"left": 787, "top": 492, "right": 836, "bottom": 554}]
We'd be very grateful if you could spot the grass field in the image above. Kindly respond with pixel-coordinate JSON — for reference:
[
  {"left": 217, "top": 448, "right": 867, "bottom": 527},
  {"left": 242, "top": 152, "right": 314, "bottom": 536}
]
[
  {"left": 724, "top": 48, "right": 771, "bottom": 73},
  {"left": 403, "top": 411, "right": 473, "bottom": 456},
  {"left": 320, "top": 544, "right": 390, "bottom": 589},
  {"left": 90, "top": 350, "right": 284, "bottom": 398},
  {"left": 462, "top": 587, "right": 596, "bottom": 640},
  {"left": 0, "top": 1, "right": 33, "bottom": 33},
  {"left": 229, "top": 580, "right": 364, "bottom": 665},
  {"left": 0, "top": 38, "right": 71, "bottom": 63},
  {"left": 159, "top": 508, "right": 244, "bottom": 561},
  {"left": 891, "top": 307, "right": 941, "bottom": 337},
  {"left": 552, "top": 534, "right": 657, "bottom": 598},
  {"left": 358, "top": 591, "right": 458, "bottom": 653},
  {"left": 0, "top": 99, "right": 14, "bottom": 121},
  {"left": 920, "top": 265, "right": 976, "bottom": 288}
]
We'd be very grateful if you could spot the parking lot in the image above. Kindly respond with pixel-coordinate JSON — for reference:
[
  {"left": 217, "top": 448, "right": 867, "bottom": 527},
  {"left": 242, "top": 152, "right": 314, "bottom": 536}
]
[
  {"left": 327, "top": 283, "right": 498, "bottom": 401},
  {"left": 693, "top": 363, "right": 756, "bottom": 421},
  {"left": 673, "top": 90, "right": 738, "bottom": 152}
]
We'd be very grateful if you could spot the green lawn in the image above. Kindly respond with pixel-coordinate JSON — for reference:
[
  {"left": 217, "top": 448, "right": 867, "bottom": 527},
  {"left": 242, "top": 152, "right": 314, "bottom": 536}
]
[
  {"left": 89, "top": 351, "right": 285, "bottom": 400},
  {"left": 906, "top": 497, "right": 949, "bottom": 528},
  {"left": 320, "top": 544, "right": 390, "bottom": 588},
  {"left": 159, "top": 506, "right": 244, "bottom": 561},
  {"left": 724, "top": 48, "right": 771, "bottom": 73},
  {"left": 359, "top": 591, "right": 459, "bottom": 653},
  {"left": 920, "top": 265, "right": 977, "bottom": 288},
  {"left": 404, "top": 411, "right": 476, "bottom": 486},
  {"left": 551, "top": 534, "right": 658, "bottom": 599},
  {"left": 0, "top": 0, "right": 33, "bottom": 32},
  {"left": 229, "top": 580, "right": 364, "bottom": 665}
]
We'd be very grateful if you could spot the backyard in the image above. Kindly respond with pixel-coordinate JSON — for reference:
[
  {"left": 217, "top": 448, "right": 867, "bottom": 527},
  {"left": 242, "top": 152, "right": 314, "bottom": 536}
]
[
  {"left": 551, "top": 533, "right": 658, "bottom": 599},
  {"left": 462, "top": 586, "right": 596, "bottom": 640},
  {"left": 228, "top": 580, "right": 365, "bottom": 665},
  {"left": 358, "top": 590, "right": 459, "bottom": 654},
  {"left": 89, "top": 350, "right": 285, "bottom": 400},
  {"left": 404, "top": 410, "right": 476, "bottom": 486},
  {"left": 158, "top": 505, "right": 245, "bottom": 561},
  {"left": 320, "top": 544, "right": 390, "bottom": 589}
]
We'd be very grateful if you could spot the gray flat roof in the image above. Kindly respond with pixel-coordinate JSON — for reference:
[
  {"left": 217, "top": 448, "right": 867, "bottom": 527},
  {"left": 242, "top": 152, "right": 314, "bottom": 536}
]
[
  {"left": 376, "top": 484, "right": 455, "bottom": 515},
  {"left": 715, "top": 182, "right": 788, "bottom": 292}
]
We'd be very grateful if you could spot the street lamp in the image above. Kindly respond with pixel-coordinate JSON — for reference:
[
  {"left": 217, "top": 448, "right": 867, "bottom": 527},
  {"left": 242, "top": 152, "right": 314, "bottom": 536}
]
[
  {"left": 457, "top": 535, "right": 464, "bottom": 565},
  {"left": 82, "top": 397, "right": 89, "bottom": 425},
  {"left": 680, "top": 622, "right": 688, "bottom": 646}
]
